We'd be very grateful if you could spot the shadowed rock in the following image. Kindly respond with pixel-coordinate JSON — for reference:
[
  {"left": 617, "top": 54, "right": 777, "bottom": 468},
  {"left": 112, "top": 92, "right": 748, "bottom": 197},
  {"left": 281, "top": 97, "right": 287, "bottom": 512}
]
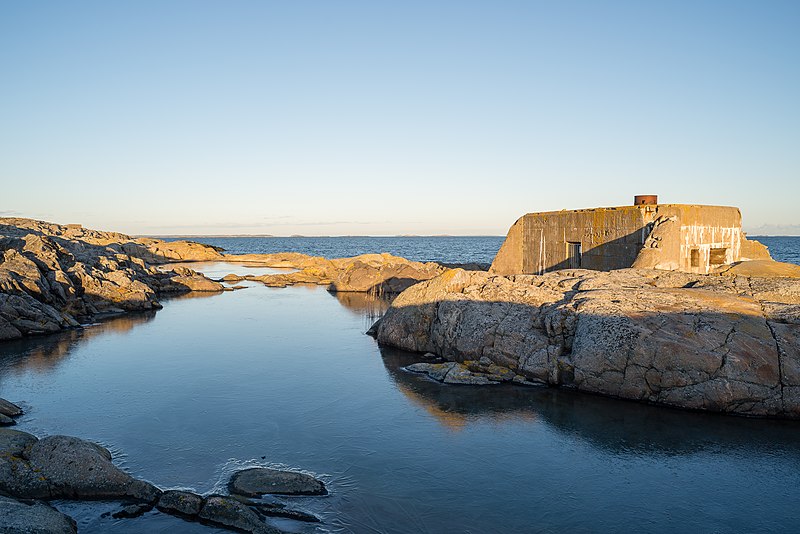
[
  {"left": 0, "top": 431, "right": 160, "bottom": 502},
  {"left": 198, "top": 494, "right": 283, "bottom": 534},
  {"left": 229, "top": 467, "right": 327, "bottom": 497},
  {"left": 0, "top": 398, "right": 23, "bottom": 417},
  {"left": 375, "top": 268, "right": 800, "bottom": 418},
  {"left": 112, "top": 502, "right": 153, "bottom": 519},
  {"left": 156, "top": 489, "right": 204, "bottom": 517},
  {"left": 0, "top": 496, "right": 77, "bottom": 533}
]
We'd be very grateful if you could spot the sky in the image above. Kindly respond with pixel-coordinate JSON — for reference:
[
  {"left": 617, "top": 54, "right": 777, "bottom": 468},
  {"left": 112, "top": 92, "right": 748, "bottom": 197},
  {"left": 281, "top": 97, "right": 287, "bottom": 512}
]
[{"left": 1, "top": 1, "right": 799, "bottom": 236}]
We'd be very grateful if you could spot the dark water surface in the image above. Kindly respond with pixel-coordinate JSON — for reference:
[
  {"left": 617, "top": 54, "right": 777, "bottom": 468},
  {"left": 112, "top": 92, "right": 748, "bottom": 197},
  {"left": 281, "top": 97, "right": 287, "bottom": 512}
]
[{"left": 2, "top": 263, "right": 800, "bottom": 532}]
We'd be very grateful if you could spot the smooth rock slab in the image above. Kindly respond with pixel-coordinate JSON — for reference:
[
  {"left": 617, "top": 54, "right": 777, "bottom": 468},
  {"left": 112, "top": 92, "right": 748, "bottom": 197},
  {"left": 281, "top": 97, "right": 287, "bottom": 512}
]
[
  {"left": 0, "top": 495, "right": 77, "bottom": 533},
  {"left": 229, "top": 468, "right": 327, "bottom": 497}
]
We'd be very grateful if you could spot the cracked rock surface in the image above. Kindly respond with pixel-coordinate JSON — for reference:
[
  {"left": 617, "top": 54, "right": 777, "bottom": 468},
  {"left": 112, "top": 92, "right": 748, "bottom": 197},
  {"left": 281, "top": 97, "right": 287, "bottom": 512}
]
[
  {"left": 0, "top": 218, "right": 224, "bottom": 341},
  {"left": 375, "top": 268, "right": 800, "bottom": 418}
]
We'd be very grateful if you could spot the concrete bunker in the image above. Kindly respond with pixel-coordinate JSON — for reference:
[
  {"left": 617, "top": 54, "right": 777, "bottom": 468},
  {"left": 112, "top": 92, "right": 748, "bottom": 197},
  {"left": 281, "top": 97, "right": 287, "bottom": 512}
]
[{"left": 490, "top": 196, "right": 772, "bottom": 276}]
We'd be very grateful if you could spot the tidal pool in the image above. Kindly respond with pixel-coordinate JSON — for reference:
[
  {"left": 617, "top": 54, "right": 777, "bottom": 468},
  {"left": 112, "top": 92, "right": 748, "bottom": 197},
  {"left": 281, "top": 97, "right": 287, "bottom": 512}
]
[{"left": 1, "top": 264, "right": 800, "bottom": 533}]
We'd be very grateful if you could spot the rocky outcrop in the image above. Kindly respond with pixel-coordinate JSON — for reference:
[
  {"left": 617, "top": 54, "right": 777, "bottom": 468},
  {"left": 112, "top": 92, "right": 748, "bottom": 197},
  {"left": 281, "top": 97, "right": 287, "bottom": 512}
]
[
  {"left": 224, "top": 252, "right": 445, "bottom": 294},
  {"left": 0, "top": 218, "right": 223, "bottom": 341},
  {"left": 0, "top": 496, "right": 77, "bottom": 533},
  {"left": 373, "top": 268, "right": 800, "bottom": 418},
  {"left": 0, "top": 426, "right": 324, "bottom": 533},
  {"left": 0, "top": 430, "right": 160, "bottom": 502}
]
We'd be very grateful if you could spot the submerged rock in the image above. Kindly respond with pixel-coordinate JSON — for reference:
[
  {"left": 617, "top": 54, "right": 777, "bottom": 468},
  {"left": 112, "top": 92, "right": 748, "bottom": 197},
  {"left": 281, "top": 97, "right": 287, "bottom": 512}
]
[
  {"left": 229, "top": 467, "right": 327, "bottom": 497},
  {"left": 375, "top": 268, "right": 800, "bottom": 418},
  {"left": 112, "top": 502, "right": 153, "bottom": 519},
  {"left": 0, "top": 397, "right": 23, "bottom": 417},
  {"left": 0, "top": 496, "right": 77, "bottom": 534},
  {"left": 406, "top": 362, "right": 500, "bottom": 385}
]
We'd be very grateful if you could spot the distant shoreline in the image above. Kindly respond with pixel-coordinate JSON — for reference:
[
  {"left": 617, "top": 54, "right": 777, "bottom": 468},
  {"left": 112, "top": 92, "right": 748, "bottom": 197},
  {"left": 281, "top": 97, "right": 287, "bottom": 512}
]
[{"left": 139, "top": 234, "right": 507, "bottom": 239}]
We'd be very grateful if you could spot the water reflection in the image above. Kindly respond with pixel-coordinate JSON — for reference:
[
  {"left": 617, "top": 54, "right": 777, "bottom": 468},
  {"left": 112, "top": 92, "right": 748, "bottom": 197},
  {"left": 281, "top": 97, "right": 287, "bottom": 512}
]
[
  {"left": 0, "top": 311, "right": 157, "bottom": 376},
  {"left": 378, "top": 346, "right": 800, "bottom": 455},
  {"left": 331, "top": 292, "right": 393, "bottom": 330}
]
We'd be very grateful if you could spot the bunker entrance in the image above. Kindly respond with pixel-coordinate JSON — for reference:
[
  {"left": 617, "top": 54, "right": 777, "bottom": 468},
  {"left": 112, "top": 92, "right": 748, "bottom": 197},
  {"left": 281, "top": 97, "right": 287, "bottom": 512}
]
[{"left": 567, "top": 242, "right": 582, "bottom": 269}]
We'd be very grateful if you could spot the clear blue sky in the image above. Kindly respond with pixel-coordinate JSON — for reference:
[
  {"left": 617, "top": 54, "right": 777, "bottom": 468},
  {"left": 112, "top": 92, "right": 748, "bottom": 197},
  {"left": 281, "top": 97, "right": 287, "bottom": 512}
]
[{"left": 2, "top": 1, "right": 798, "bottom": 235}]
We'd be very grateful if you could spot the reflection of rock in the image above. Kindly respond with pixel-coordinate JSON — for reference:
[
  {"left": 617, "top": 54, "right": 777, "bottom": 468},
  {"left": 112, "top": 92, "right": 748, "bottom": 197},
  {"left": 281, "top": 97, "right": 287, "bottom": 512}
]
[
  {"left": 223, "top": 252, "right": 444, "bottom": 294},
  {"left": 376, "top": 268, "right": 800, "bottom": 418},
  {"left": 0, "top": 311, "right": 157, "bottom": 375},
  {"left": 0, "top": 218, "right": 223, "bottom": 342},
  {"left": 380, "top": 346, "right": 800, "bottom": 453}
]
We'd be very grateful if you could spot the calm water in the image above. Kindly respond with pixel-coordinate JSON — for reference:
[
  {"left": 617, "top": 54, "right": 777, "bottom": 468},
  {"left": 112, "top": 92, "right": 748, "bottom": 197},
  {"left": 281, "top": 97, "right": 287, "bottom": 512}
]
[
  {"left": 163, "top": 235, "right": 800, "bottom": 266},
  {"left": 163, "top": 236, "right": 506, "bottom": 264},
  {"left": 2, "top": 261, "right": 800, "bottom": 533}
]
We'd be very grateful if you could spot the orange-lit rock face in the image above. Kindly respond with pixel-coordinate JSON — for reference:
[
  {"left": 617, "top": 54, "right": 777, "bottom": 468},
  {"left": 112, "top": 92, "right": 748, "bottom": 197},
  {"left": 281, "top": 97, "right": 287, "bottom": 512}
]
[
  {"left": 375, "top": 267, "right": 800, "bottom": 418},
  {"left": 490, "top": 204, "right": 771, "bottom": 276}
]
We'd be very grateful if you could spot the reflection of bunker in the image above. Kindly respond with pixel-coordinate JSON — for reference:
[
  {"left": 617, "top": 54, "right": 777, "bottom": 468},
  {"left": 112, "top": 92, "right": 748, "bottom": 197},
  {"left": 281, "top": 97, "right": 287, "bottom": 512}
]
[{"left": 490, "top": 195, "right": 772, "bottom": 275}]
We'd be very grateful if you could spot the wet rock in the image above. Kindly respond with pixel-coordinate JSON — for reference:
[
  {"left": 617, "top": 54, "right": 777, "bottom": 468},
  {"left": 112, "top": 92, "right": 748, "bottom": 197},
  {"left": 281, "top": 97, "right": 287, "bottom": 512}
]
[
  {"left": 229, "top": 467, "right": 327, "bottom": 497},
  {"left": 246, "top": 501, "right": 320, "bottom": 523},
  {"left": 406, "top": 362, "right": 500, "bottom": 385},
  {"left": 198, "top": 494, "right": 283, "bottom": 534},
  {"left": 112, "top": 502, "right": 153, "bottom": 519},
  {"left": 0, "top": 397, "right": 23, "bottom": 417},
  {"left": 156, "top": 489, "right": 204, "bottom": 517},
  {"left": 0, "top": 496, "right": 77, "bottom": 533},
  {"left": 0, "top": 433, "right": 160, "bottom": 502},
  {"left": 0, "top": 413, "right": 15, "bottom": 426}
]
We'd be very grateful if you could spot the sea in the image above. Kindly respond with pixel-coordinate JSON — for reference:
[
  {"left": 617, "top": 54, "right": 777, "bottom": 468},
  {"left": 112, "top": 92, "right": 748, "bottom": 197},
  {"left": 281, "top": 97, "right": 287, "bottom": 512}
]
[
  {"left": 1, "top": 236, "right": 799, "bottom": 533},
  {"left": 164, "top": 235, "right": 800, "bottom": 266}
]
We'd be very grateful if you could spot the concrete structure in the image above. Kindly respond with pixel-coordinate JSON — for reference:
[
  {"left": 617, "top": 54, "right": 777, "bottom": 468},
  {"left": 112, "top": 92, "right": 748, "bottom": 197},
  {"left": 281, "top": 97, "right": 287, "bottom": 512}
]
[{"left": 490, "top": 197, "right": 771, "bottom": 276}]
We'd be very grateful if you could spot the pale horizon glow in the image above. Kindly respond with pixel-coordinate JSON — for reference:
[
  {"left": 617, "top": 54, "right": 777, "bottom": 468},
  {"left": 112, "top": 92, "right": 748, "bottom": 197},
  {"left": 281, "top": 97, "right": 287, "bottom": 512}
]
[{"left": 2, "top": 1, "right": 799, "bottom": 236}]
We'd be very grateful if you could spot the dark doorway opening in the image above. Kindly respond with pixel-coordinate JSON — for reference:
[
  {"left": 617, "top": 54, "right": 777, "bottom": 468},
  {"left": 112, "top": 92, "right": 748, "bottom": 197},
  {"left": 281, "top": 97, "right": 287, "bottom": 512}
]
[{"left": 567, "top": 242, "right": 582, "bottom": 269}]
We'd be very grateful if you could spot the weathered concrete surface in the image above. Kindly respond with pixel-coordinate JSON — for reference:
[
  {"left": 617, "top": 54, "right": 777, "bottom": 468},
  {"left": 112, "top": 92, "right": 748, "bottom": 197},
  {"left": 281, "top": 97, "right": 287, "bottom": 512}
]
[
  {"left": 223, "top": 252, "right": 444, "bottom": 294},
  {"left": 0, "top": 495, "right": 77, "bottom": 533},
  {"left": 490, "top": 203, "right": 772, "bottom": 276},
  {"left": 374, "top": 268, "right": 800, "bottom": 418},
  {"left": 0, "top": 218, "right": 223, "bottom": 341}
]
